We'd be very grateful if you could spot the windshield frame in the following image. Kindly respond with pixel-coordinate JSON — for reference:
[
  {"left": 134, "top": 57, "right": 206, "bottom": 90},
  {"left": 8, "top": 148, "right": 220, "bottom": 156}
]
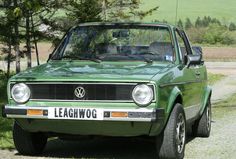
[{"left": 49, "top": 23, "right": 176, "bottom": 63}]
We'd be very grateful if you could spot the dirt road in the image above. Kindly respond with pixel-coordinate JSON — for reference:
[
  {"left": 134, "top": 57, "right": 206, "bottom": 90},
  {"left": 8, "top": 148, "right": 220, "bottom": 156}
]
[
  {"left": 0, "top": 62, "right": 236, "bottom": 159},
  {"left": 206, "top": 62, "right": 236, "bottom": 103}
]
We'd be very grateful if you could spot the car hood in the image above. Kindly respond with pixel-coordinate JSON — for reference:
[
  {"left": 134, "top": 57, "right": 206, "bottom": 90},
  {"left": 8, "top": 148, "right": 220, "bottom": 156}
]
[{"left": 11, "top": 61, "right": 174, "bottom": 82}]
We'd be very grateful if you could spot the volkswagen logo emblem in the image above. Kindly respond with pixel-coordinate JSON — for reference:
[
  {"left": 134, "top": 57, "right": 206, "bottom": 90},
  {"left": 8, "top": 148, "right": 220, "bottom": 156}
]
[{"left": 74, "top": 86, "right": 86, "bottom": 99}]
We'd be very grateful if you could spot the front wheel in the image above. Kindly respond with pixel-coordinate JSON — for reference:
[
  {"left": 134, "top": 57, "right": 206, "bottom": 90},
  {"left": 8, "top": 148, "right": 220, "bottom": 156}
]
[
  {"left": 156, "top": 103, "right": 186, "bottom": 159},
  {"left": 13, "top": 122, "right": 47, "bottom": 156}
]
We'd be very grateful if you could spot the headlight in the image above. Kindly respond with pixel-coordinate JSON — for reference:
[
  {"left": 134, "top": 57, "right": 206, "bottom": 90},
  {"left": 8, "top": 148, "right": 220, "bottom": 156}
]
[
  {"left": 132, "top": 84, "right": 154, "bottom": 106},
  {"left": 11, "top": 83, "right": 31, "bottom": 103}
]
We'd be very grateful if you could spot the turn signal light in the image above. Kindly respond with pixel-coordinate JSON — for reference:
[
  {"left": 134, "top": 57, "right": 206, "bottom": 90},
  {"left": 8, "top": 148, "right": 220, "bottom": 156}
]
[
  {"left": 27, "top": 109, "right": 43, "bottom": 116},
  {"left": 111, "top": 112, "right": 128, "bottom": 118}
]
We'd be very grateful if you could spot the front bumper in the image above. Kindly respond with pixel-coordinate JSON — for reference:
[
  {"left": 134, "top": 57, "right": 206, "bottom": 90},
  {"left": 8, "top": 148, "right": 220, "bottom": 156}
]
[{"left": 2, "top": 105, "right": 164, "bottom": 122}]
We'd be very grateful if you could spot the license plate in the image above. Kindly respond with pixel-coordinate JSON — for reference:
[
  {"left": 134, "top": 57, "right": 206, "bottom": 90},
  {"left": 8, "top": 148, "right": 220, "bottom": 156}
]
[{"left": 48, "top": 107, "right": 104, "bottom": 120}]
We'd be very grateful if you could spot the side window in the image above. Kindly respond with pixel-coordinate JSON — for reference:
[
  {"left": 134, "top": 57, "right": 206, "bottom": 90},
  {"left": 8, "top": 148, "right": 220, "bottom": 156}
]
[{"left": 175, "top": 30, "right": 188, "bottom": 63}]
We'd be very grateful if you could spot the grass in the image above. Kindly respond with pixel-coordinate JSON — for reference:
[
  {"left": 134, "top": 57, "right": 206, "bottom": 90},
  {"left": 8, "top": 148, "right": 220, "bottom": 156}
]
[
  {"left": 0, "top": 73, "right": 14, "bottom": 149},
  {"left": 207, "top": 73, "right": 225, "bottom": 85},
  {"left": 212, "top": 93, "right": 236, "bottom": 119},
  {"left": 214, "top": 93, "right": 236, "bottom": 108},
  {"left": 0, "top": 105, "right": 14, "bottom": 150},
  {"left": 140, "top": 0, "right": 236, "bottom": 24}
]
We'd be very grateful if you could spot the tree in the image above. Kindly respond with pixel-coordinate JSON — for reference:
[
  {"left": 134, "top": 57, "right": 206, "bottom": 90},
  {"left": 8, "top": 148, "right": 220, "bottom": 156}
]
[
  {"left": 13, "top": 0, "right": 21, "bottom": 73},
  {"left": 65, "top": 0, "right": 102, "bottom": 24},
  {"left": 195, "top": 17, "right": 202, "bottom": 28},
  {"left": 41, "top": 0, "right": 159, "bottom": 46},
  {"left": 105, "top": 0, "right": 159, "bottom": 21},
  {"left": 20, "top": 0, "right": 46, "bottom": 68},
  {"left": 185, "top": 18, "right": 193, "bottom": 29},
  {"left": 211, "top": 18, "right": 221, "bottom": 26},
  {"left": 201, "top": 16, "right": 209, "bottom": 27},
  {"left": 0, "top": 0, "right": 62, "bottom": 71},
  {"left": 0, "top": 19, "right": 14, "bottom": 77},
  {"left": 0, "top": 0, "right": 159, "bottom": 73},
  {"left": 229, "top": 22, "right": 236, "bottom": 31},
  {"left": 177, "top": 19, "right": 183, "bottom": 29}
]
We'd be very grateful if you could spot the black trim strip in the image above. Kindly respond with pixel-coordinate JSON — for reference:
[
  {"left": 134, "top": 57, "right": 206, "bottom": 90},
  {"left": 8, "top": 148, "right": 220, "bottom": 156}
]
[
  {"left": 156, "top": 108, "right": 165, "bottom": 119},
  {"left": 4, "top": 109, "right": 27, "bottom": 115},
  {"left": 2, "top": 106, "right": 6, "bottom": 118}
]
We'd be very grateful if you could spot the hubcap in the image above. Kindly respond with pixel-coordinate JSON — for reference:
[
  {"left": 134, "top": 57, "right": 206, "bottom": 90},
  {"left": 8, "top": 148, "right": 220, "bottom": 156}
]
[{"left": 176, "top": 113, "right": 185, "bottom": 153}]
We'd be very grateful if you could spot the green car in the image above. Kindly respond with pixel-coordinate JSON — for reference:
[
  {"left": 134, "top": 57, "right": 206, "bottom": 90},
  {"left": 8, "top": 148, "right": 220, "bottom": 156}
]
[{"left": 2, "top": 22, "right": 212, "bottom": 159}]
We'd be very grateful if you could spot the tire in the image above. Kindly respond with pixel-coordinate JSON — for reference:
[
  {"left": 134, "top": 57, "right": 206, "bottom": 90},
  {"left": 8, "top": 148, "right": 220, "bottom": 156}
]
[
  {"left": 192, "top": 98, "right": 211, "bottom": 137},
  {"left": 13, "top": 122, "right": 47, "bottom": 156},
  {"left": 156, "top": 103, "right": 186, "bottom": 159}
]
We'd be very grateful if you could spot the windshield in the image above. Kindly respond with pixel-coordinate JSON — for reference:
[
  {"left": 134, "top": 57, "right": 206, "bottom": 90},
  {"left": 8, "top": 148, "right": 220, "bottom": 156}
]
[{"left": 52, "top": 24, "right": 174, "bottom": 63}]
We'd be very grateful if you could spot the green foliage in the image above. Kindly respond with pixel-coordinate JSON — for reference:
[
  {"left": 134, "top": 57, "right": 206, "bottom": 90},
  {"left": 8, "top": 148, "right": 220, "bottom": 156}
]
[
  {"left": 185, "top": 18, "right": 193, "bottom": 29},
  {"left": 102, "top": 0, "right": 158, "bottom": 21},
  {"left": 184, "top": 16, "right": 236, "bottom": 45},
  {"left": 65, "top": 0, "right": 102, "bottom": 24},
  {"left": 186, "top": 27, "right": 206, "bottom": 44},
  {"left": 207, "top": 73, "right": 225, "bottom": 86},
  {"left": 195, "top": 16, "right": 221, "bottom": 28},
  {"left": 177, "top": 19, "right": 183, "bottom": 29},
  {"left": 202, "top": 24, "right": 235, "bottom": 45},
  {"left": 0, "top": 72, "right": 14, "bottom": 149},
  {"left": 0, "top": 109, "right": 13, "bottom": 149},
  {"left": 40, "top": 0, "right": 159, "bottom": 46},
  {"left": 0, "top": 72, "right": 8, "bottom": 102},
  {"left": 214, "top": 93, "right": 236, "bottom": 108},
  {"left": 229, "top": 22, "right": 236, "bottom": 31}
]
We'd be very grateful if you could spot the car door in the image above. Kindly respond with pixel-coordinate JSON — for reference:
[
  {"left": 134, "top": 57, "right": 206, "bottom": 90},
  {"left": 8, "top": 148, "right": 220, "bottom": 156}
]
[{"left": 175, "top": 29, "right": 204, "bottom": 120}]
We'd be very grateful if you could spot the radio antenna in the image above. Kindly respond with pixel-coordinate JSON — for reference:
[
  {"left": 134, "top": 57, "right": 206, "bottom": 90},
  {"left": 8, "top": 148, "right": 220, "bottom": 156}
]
[{"left": 175, "top": 0, "right": 179, "bottom": 25}]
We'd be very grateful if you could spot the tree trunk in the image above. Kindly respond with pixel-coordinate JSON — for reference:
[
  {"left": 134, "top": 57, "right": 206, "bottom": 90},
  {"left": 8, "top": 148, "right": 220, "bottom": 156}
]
[
  {"left": 13, "top": 0, "right": 20, "bottom": 73},
  {"left": 26, "top": 11, "right": 31, "bottom": 68},
  {"left": 7, "top": 42, "right": 11, "bottom": 78},
  {"left": 31, "top": 13, "right": 40, "bottom": 65}
]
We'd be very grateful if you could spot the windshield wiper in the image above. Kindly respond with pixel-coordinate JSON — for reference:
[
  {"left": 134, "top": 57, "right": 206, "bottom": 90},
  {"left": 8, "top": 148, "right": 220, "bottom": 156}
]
[
  {"left": 60, "top": 55, "right": 101, "bottom": 63},
  {"left": 128, "top": 54, "right": 153, "bottom": 63}
]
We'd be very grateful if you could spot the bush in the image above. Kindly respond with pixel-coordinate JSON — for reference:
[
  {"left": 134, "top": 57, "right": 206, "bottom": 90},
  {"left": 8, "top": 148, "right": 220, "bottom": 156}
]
[
  {"left": 186, "top": 23, "right": 235, "bottom": 45},
  {"left": 186, "top": 27, "right": 207, "bottom": 44},
  {"left": 202, "top": 24, "right": 235, "bottom": 45},
  {"left": 179, "top": 16, "right": 236, "bottom": 45}
]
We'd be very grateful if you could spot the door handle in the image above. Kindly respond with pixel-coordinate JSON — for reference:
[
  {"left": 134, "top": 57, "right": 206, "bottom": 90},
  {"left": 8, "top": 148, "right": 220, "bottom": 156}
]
[{"left": 195, "top": 71, "right": 201, "bottom": 76}]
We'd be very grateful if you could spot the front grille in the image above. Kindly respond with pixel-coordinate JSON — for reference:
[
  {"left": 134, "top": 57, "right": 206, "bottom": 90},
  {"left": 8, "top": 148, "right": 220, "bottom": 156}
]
[
  {"left": 29, "top": 83, "right": 134, "bottom": 101},
  {"left": 10, "top": 83, "right": 154, "bottom": 102}
]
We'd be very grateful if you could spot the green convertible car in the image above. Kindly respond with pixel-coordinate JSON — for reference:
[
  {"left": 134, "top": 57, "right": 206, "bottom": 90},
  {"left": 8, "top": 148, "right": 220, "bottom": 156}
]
[{"left": 2, "top": 22, "right": 212, "bottom": 159}]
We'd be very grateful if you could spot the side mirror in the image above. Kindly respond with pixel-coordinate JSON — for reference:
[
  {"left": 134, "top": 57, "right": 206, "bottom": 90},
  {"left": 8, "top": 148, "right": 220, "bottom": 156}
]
[
  {"left": 192, "top": 46, "right": 204, "bottom": 65},
  {"left": 47, "top": 53, "right": 53, "bottom": 62},
  {"left": 192, "top": 46, "right": 202, "bottom": 55},
  {"left": 187, "top": 54, "right": 202, "bottom": 68}
]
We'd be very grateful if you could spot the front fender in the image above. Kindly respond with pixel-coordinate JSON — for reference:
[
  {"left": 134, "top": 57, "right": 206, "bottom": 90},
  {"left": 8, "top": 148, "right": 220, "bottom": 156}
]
[
  {"left": 200, "top": 86, "right": 212, "bottom": 115},
  {"left": 166, "top": 86, "right": 183, "bottom": 114},
  {"left": 149, "top": 86, "right": 182, "bottom": 136}
]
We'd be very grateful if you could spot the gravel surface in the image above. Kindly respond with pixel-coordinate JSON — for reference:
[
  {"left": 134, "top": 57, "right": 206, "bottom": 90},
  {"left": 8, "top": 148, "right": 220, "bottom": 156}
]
[
  {"left": 1, "top": 62, "right": 236, "bottom": 159},
  {"left": 185, "top": 107, "right": 236, "bottom": 159}
]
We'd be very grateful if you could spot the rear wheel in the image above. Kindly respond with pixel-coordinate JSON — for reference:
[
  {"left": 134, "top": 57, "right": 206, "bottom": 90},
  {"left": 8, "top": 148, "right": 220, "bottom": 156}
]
[
  {"left": 192, "top": 98, "right": 211, "bottom": 137},
  {"left": 13, "top": 122, "right": 47, "bottom": 156},
  {"left": 156, "top": 104, "right": 186, "bottom": 159}
]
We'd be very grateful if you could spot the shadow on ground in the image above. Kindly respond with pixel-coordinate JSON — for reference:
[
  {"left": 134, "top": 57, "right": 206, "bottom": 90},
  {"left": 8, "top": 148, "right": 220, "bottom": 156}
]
[
  {"left": 14, "top": 136, "right": 197, "bottom": 159},
  {"left": 44, "top": 137, "right": 156, "bottom": 159}
]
